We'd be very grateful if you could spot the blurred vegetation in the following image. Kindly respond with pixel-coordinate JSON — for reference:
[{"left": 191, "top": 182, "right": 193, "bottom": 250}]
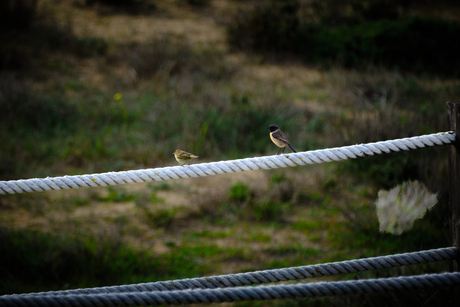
[
  {"left": 0, "top": 0, "right": 107, "bottom": 72},
  {"left": 227, "top": 0, "right": 460, "bottom": 76},
  {"left": 0, "top": 0, "right": 459, "bottom": 303},
  {"left": 182, "top": 0, "right": 212, "bottom": 7},
  {"left": 76, "top": 0, "right": 157, "bottom": 15},
  {"left": 124, "top": 35, "right": 235, "bottom": 80},
  {"left": 0, "top": 226, "right": 210, "bottom": 294},
  {"left": 203, "top": 180, "right": 295, "bottom": 223}
]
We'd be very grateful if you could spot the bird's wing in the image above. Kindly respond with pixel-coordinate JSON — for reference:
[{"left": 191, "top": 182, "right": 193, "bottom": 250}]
[{"left": 273, "top": 130, "right": 291, "bottom": 145}]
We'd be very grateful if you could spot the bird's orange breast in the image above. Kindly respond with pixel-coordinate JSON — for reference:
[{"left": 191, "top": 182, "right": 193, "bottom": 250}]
[{"left": 270, "top": 133, "right": 286, "bottom": 148}]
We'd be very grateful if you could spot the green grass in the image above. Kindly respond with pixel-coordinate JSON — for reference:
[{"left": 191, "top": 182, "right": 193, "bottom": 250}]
[
  {"left": 252, "top": 200, "right": 293, "bottom": 222},
  {"left": 245, "top": 231, "right": 272, "bottom": 243},
  {"left": 0, "top": 227, "right": 208, "bottom": 295},
  {"left": 148, "top": 182, "right": 171, "bottom": 192},
  {"left": 0, "top": 79, "right": 306, "bottom": 178},
  {"left": 191, "top": 229, "right": 233, "bottom": 239},
  {"left": 143, "top": 207, "right": 178, "bottom": 229},
  {"left": 99, "top": 187, "right": 136, "bottom": 202},
  {"left": 227, "top": 0, "right": 460, "bottom": 76},
  {"left": 291, "top": 220, "right": 325, "bottom": 232},
  {"left": 1, "top": 1, "right": 459, "bottom": 302},
  {"left": 228, "top": 181, "right": 250, "bottom": 202},
  {"left": 326, "top": 202, "right": 450, "bottom": 261}
]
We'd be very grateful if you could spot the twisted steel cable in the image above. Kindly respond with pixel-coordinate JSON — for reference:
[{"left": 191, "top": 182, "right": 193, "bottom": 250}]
[
  {"left": 4, "top": 247, "right": 457, "bottom": 297},
  {"left": 0, "top": 131, "right": 455, "bottom": 195},
  {"left": 1, "top": 272, "right": 459, "bottom": 307}
]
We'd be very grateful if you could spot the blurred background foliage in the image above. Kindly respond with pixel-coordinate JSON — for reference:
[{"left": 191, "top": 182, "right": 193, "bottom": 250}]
[
  {"left": 227, "top": 0, "right": 460, "bottom": 76},
  {"left": 1, "top": 0, "right": 460, "bottom": 304}
]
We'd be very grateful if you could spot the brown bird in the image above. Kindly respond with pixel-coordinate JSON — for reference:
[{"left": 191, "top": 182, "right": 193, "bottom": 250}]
[
  {"left": 173, "top": 149, "right": 199, "bottom": 166},
  {"left": 268, "top": 124, "right": 297, "bottom": 155}
]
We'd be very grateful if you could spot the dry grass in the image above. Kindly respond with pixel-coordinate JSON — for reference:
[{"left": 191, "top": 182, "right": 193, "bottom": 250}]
[
  {"left": 1, "top": 0, "right": 456, "bottom": 300},
  {"left": 0, "top": 167, "right": 330, "bottom": 275}
]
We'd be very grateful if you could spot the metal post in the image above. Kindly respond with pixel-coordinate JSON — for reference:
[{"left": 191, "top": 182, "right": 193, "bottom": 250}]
[{"left": 447, "top": 101, "right": 460, "bottom": 272}]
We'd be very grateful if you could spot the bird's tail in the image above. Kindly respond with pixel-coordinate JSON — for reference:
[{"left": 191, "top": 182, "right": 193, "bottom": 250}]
[{"left": 288, "top": 144, "right": 297, "bottom": 153}]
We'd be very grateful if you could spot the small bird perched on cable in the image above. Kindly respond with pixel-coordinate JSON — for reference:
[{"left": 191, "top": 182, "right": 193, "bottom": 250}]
[
  {"left": 268, "top": 124, "right": 297, "bottom": 155},
  {"left": 173, "top": 149, "right": 199, "bottom": 166}
]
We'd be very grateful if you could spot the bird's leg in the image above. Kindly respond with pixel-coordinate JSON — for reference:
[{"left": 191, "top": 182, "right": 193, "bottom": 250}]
[{"left": 277, "top": 147, "right": 283, "bottom": 155}]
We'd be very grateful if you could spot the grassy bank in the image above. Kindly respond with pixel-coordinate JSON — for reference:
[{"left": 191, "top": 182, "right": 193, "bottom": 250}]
[{"left": 0, "top": 0, "right": 459, "bottom": 304}]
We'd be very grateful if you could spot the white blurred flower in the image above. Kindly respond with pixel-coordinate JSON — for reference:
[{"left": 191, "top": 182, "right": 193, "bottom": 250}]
[{"left": 375, "top": 181, "right": 437, "bottom": 235}]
